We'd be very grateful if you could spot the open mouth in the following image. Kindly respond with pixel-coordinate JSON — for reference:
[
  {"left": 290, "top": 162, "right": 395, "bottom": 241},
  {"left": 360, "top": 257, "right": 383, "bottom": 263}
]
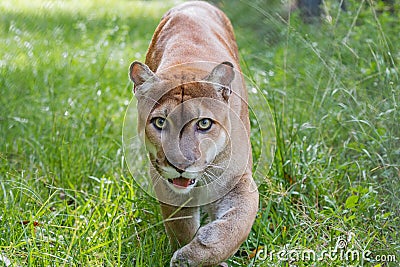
[{"left": 168, "top": 177, "right": 196, "bottom": 188}]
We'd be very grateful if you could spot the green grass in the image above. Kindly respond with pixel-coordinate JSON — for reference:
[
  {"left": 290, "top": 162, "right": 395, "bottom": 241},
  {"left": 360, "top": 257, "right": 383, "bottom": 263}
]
[{"left": 0, "top": 0, "right": 399, "bottom": 266}]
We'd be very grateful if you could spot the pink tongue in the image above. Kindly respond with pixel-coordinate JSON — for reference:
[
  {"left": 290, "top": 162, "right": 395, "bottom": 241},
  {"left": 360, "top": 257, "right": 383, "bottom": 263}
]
[{"left": 172, "top": 178, "right": 191, "bottom": 188}]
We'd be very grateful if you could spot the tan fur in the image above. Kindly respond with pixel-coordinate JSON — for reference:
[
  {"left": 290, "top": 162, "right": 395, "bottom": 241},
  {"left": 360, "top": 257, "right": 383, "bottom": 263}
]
[{"left": 129, "top": 1, "right": 258, "bottom": 266}]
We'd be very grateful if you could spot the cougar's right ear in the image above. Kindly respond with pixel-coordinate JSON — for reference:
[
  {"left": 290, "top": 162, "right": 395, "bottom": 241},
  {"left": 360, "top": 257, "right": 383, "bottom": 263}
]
[{"left": 129, "top": 61, "right": 158, "bottom": 93}]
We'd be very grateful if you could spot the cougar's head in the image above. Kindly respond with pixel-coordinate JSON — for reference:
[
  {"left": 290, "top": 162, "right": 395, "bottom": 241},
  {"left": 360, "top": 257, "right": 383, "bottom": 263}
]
[{"left": 129, "top": 62, "right": 235, "bottom": 193}]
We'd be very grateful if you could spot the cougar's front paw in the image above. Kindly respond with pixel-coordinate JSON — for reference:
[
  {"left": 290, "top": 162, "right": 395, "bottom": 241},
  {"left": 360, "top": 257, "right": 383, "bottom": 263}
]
[{"left": 170, "top": 249, "right": 193, "bottom": 267}]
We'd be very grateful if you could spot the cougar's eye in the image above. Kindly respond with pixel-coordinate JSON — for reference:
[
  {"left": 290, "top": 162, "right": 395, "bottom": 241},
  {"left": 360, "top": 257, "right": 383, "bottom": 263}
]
[
  {"left": 152, "top": 117, "right": 166, "bottom": 130},
  {"left": 197, "top": 118, "right": 213, "bottom": 131}
]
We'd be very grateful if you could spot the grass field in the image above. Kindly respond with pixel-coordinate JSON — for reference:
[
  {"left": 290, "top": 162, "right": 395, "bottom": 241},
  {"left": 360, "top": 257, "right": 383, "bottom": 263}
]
[{"left": 0, "top": 0, "right": 399, "bottom": 266}]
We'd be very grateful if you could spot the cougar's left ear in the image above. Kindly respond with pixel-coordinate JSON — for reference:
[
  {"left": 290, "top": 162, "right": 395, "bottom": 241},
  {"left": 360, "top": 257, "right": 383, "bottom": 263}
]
[
  {"left": 205, "top": 61, "right": 235, "bottom": 101},
  {"left": 129, "top": 61, "right": 159, "bottom": 93}
]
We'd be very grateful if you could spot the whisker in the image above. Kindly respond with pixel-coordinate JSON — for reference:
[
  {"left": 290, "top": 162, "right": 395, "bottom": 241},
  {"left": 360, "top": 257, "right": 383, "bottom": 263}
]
[
  {"left": 201, "top": 172, "right": 213, "bottom": 185},
  {"left": 151, "top": 172, "right": 164, "bottom": 188},
  {"left": 203, "top": 170, "right": 227, "bottom": 188},
  {"left": 208, "top": 169, "right": 229, "bottom": 185}
]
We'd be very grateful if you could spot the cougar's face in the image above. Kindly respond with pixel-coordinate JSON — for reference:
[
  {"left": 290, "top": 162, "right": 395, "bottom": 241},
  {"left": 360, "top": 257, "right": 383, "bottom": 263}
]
[
  {"left": 130, "top": 61, "right": 235, "bottom": 193},
  {"left": 144, "top": 83, "right": 230, "bottom": 193}
]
